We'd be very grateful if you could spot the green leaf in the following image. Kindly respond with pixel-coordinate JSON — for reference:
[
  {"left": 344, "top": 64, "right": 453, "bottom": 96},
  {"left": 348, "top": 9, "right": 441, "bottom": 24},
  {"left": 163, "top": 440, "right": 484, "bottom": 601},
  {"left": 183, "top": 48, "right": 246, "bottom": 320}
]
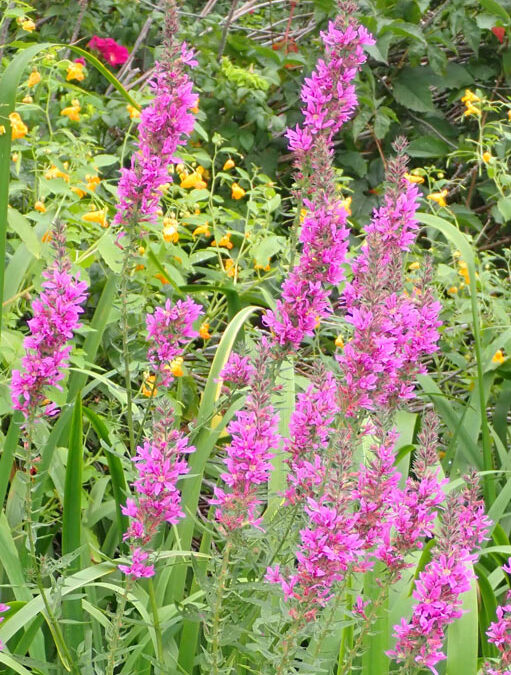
[
  {"left": 479, "top": 0, "right": 510, "bottom": 22},
  {"left": 361, "top": 566, "right": 389, "bottom": 675},
  {"left": 0, "top": 43, "right": 52, "bottom": 337},
  {"left": 407, "top": 136, "right": 450, "bottom": 158},
  {"left": 446, "top": 576, "right": 478, "bottom": 674},
  {"left": 393, "top": 68, "right": 435, "bottom": 113},
  {"left": 8, "top": 207, "right": 40, "bottom": 258},
  {"left": 497, "top": 196, "right": 511, "bottom": 221},
  {"left": 62, "top": 394, "right": 84, "bottom": 653}
]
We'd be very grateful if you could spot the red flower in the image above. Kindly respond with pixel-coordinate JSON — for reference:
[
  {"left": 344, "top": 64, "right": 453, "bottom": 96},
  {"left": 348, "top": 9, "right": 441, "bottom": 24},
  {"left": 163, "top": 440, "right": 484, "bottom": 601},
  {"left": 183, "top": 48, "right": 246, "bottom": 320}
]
[
  {"left": 87, "top": 36, "right": 129, "bottom": 66},
  {"left": 492, "top": 26, "right": 506, "bottom": 43}
]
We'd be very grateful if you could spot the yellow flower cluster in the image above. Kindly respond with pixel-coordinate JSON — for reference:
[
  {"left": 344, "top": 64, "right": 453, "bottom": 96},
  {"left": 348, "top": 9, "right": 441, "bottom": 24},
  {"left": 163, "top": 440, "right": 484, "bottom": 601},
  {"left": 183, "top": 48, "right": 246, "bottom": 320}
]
[
  {"left": 461, "top": 90, "right": 481, "bottom": 117},
  {"left": 61, "top": 99, "right": 81, "bottom": 122},
  {"left": 66, "top": 62, "right": 85, "bottom": 82}
]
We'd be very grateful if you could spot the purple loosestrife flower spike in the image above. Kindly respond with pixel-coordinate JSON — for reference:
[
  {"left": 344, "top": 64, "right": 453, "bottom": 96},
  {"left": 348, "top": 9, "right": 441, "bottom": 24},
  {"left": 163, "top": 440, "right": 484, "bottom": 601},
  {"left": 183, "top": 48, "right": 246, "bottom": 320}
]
[
  {"left": 263, "top": 12, "right": 374, "bottom": 349},
  {"left": 120, "top": 408, "right": 195, "bottom": 578},
  {"left": 11, "top": 223, "right": 88, "bottom": 422},
  {"left": 113, "top": 10, "right": 198, "bottom": 234},
  {"left": 212, "top": 345, "right": 280, "bottom": 531},
  {"left": 284, "top": 369, "right": 337, "bottom": 504},
  {"left": 484, "top": 558, "right": 511, "bottom": 674},
  {"left": 338, "top": 143, "right": 441, "bottom": 414},
  {"left": 146, "top": 297, "right": 202, "bottom": 386},
  {"left": 388, "top": 476, "right": 491, "bottom": 674}
]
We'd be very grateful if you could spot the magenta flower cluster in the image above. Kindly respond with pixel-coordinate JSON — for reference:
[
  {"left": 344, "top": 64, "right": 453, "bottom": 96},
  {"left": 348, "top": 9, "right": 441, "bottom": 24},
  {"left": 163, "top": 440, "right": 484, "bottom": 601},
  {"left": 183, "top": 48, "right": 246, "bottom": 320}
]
[
  {"left": 338, "top": 169, "right": 442, "bottom": 413},
  {"left": 11, "top": 234, "right": 88, "bottom": 421},
  {"left": 389, "top": 478, "right": 491, "bottom": 673},
  {"left": 484, "top": 558, "right": 511, "bottom": 675},
  {"left": 263, "top": 16, "right": 374, "bottom": 348},
  {"left": 212, "top": 347, "right": 280, "bottom": 531},
  {"left": 146, "top": 297, "right": 202, "bottom": 385},
  {"left": 114, "top": 43, "right": 198, "bottom": 231},
  {"left": 120, "top": 429, "right": 195, "bottom": 578}
]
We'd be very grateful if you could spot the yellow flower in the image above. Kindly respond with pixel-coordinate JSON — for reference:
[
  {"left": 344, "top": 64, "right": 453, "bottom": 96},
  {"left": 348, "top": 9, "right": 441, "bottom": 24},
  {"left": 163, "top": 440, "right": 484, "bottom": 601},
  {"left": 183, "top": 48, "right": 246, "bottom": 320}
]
[
  {"left": 22, "top": 95, "right": 33, "bottom": 104},
  {"left": 82, "top": 208, "right": 108, "bottom": 228},
  {"left": 463, "top": 102, "right": 481, "bottom": 117},
  {"left": 190, "top": 97, "right": 199, "bottom": 114},
  {"left": 199, "top": 322, "right": 212, "bottom": 340},
  {"left": 86, "top": 174, "right": 101, "bottom": 191},
  {"left": 66, "top": 62, "right": 85, "bottom": 82},
  {"left": 254, "top": 259, "right": 271, "bottom": 272},
  {"left": 197, "top": 165, "right": 209, "bottom": 181},
  {"left": 508, "top": 109, "right": 511, "bottom": 121},
  {"left": 180, "top": 171, "right": 207, "bottom": 189},
  {"left": 21, "top": 18, "right": 36, "bottom": 32},
  {"left": 404, "top": 172, "right": 424, "bottom": 184},
  {"left": 427, "top": 189, "right": 448, "bottom": 208},
  {"left": 458, "top": 260, "right": 470, "bottom": 285},
  {"left": 482, "top": 151, "right": 492, "bottom": 163},
  {"left": 169, "top": 357, "right": 184, "bottom": 377},
  {"left": 492, "top": 350, "right": 506, "bottom": 365},
  {"left": 9, "top": 112, "right": 28, "bottom": 139},
  {"left": 461, "top": 89, "right": 480, "bottom": 104},
  {"left": 447, "top": 286, "right": 458, "bottom": 295},
  {"left": 341, "top": 196, "right": 352, "bottom": 216},
  {"left": 453, "top": 249, "right": 461, "bottom": 258},
  {"left": 45, "top": 165, "right": 70, "bottom": 182},
  {"left": 154, "top": 272, "right": 170, "bottom": 285},
  {"left": 11, "top": 152, "right": 19, "bottom": 162},
  {"left": 408, "top": 261, "right": 420, "bottom": 271},
  {"left": 224, "top": 258, "right": 237, "bottom": 278},
  {"left": 193, "top": 224, "right": 211, "bottom": 237},
  {"left": 335, "top": 334, "right": 344, "bottom": 349},
  {"left": 126, "top": 104, "right": 140, "bottom": 119},
  {"left": 141, "top": 373, "right": 158, "bottom": 397},
  {"left": 27, "top": 70, "right": 41, "bottom": 87},
  {"left": 223, "top": 158, "right": 235, "bottom": 171},
  {"left": 71, "top": 186, "right": 86, "bottom": 198},
  {"left": 42, "top": 230, "right": 53, "bottom": 243},
  {"left": 0, "top": 126, "right": 5, "bottom": 135},
  {"left": 60, "top": 99, "right": 81, "bottom": 122},
  {"left": 34, "top": 200, "right": 46, "bottom": 213},
  {"left": 300, "top": 208, "right": 307, "bottom": 222},
  {"left": 231, "top": 182, "right": 246, "bottom": 200},
  {"left": 163, "top": 216, "right": 179, "bottom": 243},
  {"left": 211, "top": 232, "right": 233, "bottom": 249}
]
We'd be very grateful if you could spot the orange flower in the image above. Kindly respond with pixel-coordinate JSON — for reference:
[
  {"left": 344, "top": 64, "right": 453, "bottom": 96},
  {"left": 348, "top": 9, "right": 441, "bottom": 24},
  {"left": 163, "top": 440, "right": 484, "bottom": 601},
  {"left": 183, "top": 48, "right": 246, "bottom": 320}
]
[
  {"left": 458, "top": 260, "right": 470, "bottom": 285},
  {"left": 427, "top": 189, "right": 448, "bottom": 208},
  {"left": 45, "top": 165, "right": 70, "bottom": 182},
  {"left": 162, "top": 216, "right": 179, "bottom": 243},
  {"left": 42, "top": 230, "right": 53, "bottom": 243},
  {"left": 126, "top": 104, "right": 140, "bottom": 119},
  {"left": 224, "top": 258, "right": 237, "bottom": 278},
  {"left": 22, "top": 95, "right": 33, "bottom": 104},
  {"left": 180, "top": 171, "right": 207, "bottom": 189},
  {"left": 461, "top": 89, "right": 480, "bottom": 104},
  {"left": 193, "top": 224, "right": 211, "bottom": 237},
  {"left": 463, "top": 102, "right": 481, "bottom": 117},
  {"left": 482, "top": 151, "right": 492, "bottom": 163},
  {"left": 66, "top": 62, "right": 85, "bottom": 82},
  {"left": 190, "top": 97, "right": 199, "bottom": 114},
  {"left": 86, "top": 174, "right": 101, "bottom": 191},
  {"left": 492, "top": 349, "right": 506, "bottom": 365},
  {"left": 154, "top": 272, "right": 170, "bottom": 285},
  {"left": 231, "top": 182, "right": 245, "bottom": 199},
  {"left": 404, "top": 173, "right": 424, "bottom": 184},
  {"left": 447, "top": 286, "right": 458, "bottom": 295},
  {"left": 60, "top": 99, "right": 81, "bottom": 122},
  {"left": 199, "top": 322, "right": 211, "bottom": 340},
  {"left": 34, "top": 200, "right": 46, "bottom": 213},
  {"left": 211, "top": 232, "right": 233, "bottom": 249},
  {"left": 169, "top": 357, "right": 184, "bottom": 377},
  {"left": 223, "top": 158, "right": 235, "bottom": 171},
  {"left": 9, "top": 112, "right": 28, "bottom": 139},
  {"left": 71, "top": 186, "right": 86, "bottom": 198},
  {"left": 141, "top": 373, "right": 158, "bottom": 397},
  {"left": 335, "top": 334, "right": 344, "bottom": 348},
  {"left": 27, "top": 70, "right": 41, "bottom": 87},
  {"left": 82, "top": 208, "right": 108, "bottom": 228},
  {"left": 20, "top": 18, "right": 36, "bottom": 32},
  {"left": 11, "top": 153, "right": 19, "bottom": 162}
]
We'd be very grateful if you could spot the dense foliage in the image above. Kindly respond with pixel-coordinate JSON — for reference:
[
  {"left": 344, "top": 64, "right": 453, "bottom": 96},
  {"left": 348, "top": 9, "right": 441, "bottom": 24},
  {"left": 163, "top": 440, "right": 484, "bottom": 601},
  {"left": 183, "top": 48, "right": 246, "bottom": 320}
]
[{"left": 2, "top": 1, "right": 511, "bottom": 674}]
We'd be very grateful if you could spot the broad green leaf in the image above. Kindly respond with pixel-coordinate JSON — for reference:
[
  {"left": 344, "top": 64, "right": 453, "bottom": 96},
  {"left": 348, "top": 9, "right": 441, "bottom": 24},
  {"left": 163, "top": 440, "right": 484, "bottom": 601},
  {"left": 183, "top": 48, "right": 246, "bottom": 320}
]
[{"left": 446, "top": 576, "right": 478, "bottom": 674}]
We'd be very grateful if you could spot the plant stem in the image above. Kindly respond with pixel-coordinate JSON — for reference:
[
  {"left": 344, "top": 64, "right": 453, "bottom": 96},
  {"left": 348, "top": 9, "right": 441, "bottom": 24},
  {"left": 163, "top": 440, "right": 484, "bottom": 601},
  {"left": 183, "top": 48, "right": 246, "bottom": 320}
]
[
  {"left": 210, "top": 538, "right": 232, "bottom": 674},
  {"left": 106, "top": 577, "right": 134, "bottom": 675},
  {"left": 119, "top": 248, "right": 135, "bottom": 454},
  {"left": 148, "top": 577, "right": 164, "bottom": 669},
  {"left": 24, "top": 434, "right": 76, "bottom": 673}
]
